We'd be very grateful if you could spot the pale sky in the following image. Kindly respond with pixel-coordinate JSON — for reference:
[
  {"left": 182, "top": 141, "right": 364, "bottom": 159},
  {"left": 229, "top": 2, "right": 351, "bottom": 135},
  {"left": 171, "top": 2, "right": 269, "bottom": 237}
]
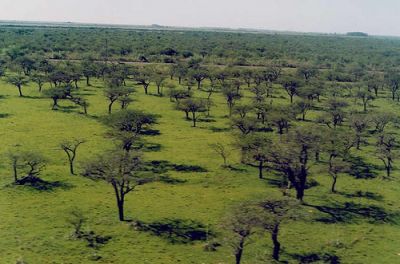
[{"left": 1, "top": 0, "right": 399, "bottom": 36}]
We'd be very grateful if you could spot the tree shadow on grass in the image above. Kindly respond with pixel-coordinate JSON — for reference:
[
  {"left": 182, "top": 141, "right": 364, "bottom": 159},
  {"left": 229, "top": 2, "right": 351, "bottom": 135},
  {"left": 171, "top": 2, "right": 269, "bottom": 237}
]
[
  {"left": 56, "top": 105, "right": 79, "bottom": 113},
  {"left": 11, "top": 177, "right": 75, "bottom": 192},
  {"left": 339, "top": 190, "right": 384, "bottom": 201},
  {"left": 290, "top": 252, "right": 340, "bottom": 264},
  {"left": 0, "top": 113, "right": 10, "bottom": 118},
  {"left": 145, "top": 160, "right": 207, "bottom": 174},
  {"left": 132, "top": 218, "right": 215, "bottom": 244},
  {"left": 305, "top": 201, "right": 398, "bottom": 224},
  {"left": 140, "top": 129, "right": 161, "bottom": 136},
  {"left": 209, "top": 126, "right": 231, "bottom": 133},
  {"left": 346, "top": 155, "right": 378, "bottom": 179}
]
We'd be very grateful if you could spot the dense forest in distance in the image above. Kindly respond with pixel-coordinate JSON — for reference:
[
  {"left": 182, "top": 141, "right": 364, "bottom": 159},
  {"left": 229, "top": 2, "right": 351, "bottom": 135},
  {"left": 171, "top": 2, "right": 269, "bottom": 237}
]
[{"left": 1, "top": 23, "right": 400, "bottom": 264}]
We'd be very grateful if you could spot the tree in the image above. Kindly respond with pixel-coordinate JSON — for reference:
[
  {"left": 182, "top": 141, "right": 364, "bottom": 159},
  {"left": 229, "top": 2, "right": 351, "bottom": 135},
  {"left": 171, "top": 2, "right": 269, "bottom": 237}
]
[
  {"left": 294, "top": 99, "right": 313, "bottom": 121},
  {"left": 190, "top": 68, "right": 208, "bottom": 89},
  {"left": 371, "top": 112, "right": 397, "bottom": 133},
  {"left": 43, "top": 86, "right": 72, "bottom": 110},
  {"left": 385, "top": 72, "right": 400, "bottom": 101},
  {"left": 328, "top": 157, "right": 350, "bottom": 193},
  {"left": 297, "top": 66, "right": 318, "bottom": 82},
  {"left": 31, "top": 72, "right": 47, "bottom": 92},
  {"left": 135, "top": 69, "right": 151, "bottom": 94},
  {"left": 60, "top": 139, "right": 86, "bottom": 175},
  {"left": 317, "top": 98, "right": 348, "bottom": 129},
  {"left": 72, "top": 97, "right": 89, "bottom": 114},
  {"left": 270, "top": 106, "right": 295, "bottom": 135},
  {"left": 8, "top": 151, "right": 46, "bottom": 184},
  {"left": 168, "top": 88, "right": 192, "bottom": 104},
  {"left": 222, "top": 203, "right": 263, "bottom": 264},
  {"left": 240, "top": 134, "right": 272, "bottom": 179},
  {"left": 282, "top": 78, "right": 302, "bottom": 103},
  {"left": 6, "top": 74, "right": 29, "bottom": 97},
  {"left": 259, "top": 198, "right": 299, "bottom": 261},
  {"left": 376, "top": 133, "right": 397, "bottom": 179},
  {"left": 231, "top": 116, "right": 259, "bottom": 135},
  {"left": 222, "top": 84, "right": 242, "bottom": 117},
  {"left": 349, "top": 114, "right": 370, "bottom": 150},
  {"left": 269, "top": 126, "right": 320, "bottom": 201},
  {"left": 177, "top": 98, "right": 207, "bottom": 127},
  {"left": 356, "top": 88, "right": 374, "bottom": 112},
  {"left": 153, "top": 72, "right": 166, "bottom": 95},
  {"left": 81, "top": 59, "right": 97, "bottom": 86},
  {"left": 104, "top": 82, "right": 134, "bottom": 114},
  {"left": 104, "top": 110, "right": 157, "bottom": 152},
  {"left": 83, "top": 150, "right": 155, "bottom": 221},
  {"left": 210, "top": 143, "right": 231, "bottom": 167}
]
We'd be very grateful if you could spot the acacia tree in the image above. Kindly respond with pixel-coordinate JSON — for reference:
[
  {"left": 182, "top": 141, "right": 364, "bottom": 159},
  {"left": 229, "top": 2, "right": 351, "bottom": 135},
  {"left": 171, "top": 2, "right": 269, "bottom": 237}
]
[
  {"left": 222, "top": 84, "right": 242, "bottom": 117},
  {"left": 222, "top": 203, "right": 263, "bottom": 264},
  {"left": 371, "top": 112, "right": 397, "bottom": 133},
  {"left": 190, "top": 68, "right": 208, "bottom": 89},
  {"left": 328, "top": 157, "right": 350, "bottom": 193},
  {"left": 317, "top": 98, "right": 348, "bottom": 129},
  {"left": 6, "top": 74, "right": 29, "bottom": 97},
  {"left": 135, "top": 69, "right": 151, "bottom": 94},
  {"left": 210, "top": 143, "right": 231, "bottom": 167},
  {"left": 177, "top": 98, "right": 207, "bottom": 127},
  {"left": 43, "top": 86, "right": 72, "bottom": 110},
  {"left": 259, "top": 198, "right": 299, "bottom": 261},
  {"left": 104, "top": 110, "right": 157, "bottom": 152},
  {"left": 240, "top": 134, "right": 272, "bottom": 179},
  {"left": 8, "top": 151, "right": 46, "bottom": 184},
  {"left": 269, "top": 126, "right": 320, "bottom": 201},
  {"left": 324, "top": 130, "right": 355, "bottom": 191},
  {"left": 349, "top": 114, "right": 370, "bottom": 150},
  {"left": 104, "top": 82, "right": 134, "bottom": 114},
  {"left": 376, "top": 133, "right": 397, "bottom": 179},
  {"left": 297, "top": 66, "right": 318, "bottom": 82},
  {"left": 81, "top": 59, "right": 97, "bottom": 86},
  {"left": 294, "top": 99, "right": 313, "bottom": 121},
  {"left": 282, "top": 78, "right": 302, "bottom": 103},
  {"left": 83, "top": 150, "right": 155, "bottom": 221},
  {"left": 356, "top": 89, "right": 374, "bottom": 112},
  {"left": 31, "top": 72, "right": 47, "bottom": 92},
  {"left": 385, "top": 72, "right": 400, "bottom": 101},
  {"left": 60, "top": 139, "right": 86, "bottom": 175}
]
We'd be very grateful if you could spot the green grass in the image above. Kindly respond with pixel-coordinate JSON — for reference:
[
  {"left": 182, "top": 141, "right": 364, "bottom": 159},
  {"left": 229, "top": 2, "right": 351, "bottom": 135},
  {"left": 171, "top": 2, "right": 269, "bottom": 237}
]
[{"left": 1, "top": 78, "right": 400, "bottom": 264}]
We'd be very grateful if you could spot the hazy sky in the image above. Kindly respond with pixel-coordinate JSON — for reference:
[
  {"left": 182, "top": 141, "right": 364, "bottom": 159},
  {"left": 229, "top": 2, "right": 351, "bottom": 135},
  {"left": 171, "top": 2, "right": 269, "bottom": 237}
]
[{"left": 1, "top": 0, "right": 399, "bottom": 36}]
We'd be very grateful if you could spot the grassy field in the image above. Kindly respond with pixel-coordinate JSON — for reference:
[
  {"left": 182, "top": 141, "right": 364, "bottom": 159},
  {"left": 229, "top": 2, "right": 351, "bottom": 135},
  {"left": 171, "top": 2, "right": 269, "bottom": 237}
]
[{"left": 1, "top": 76, "right": 400, "bottom": 264}]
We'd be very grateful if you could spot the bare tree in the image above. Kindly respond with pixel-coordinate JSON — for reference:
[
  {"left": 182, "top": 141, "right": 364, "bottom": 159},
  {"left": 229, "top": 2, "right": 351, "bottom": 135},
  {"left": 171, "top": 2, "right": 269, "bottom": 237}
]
[{"left": 61, "top": 139, "right": 86, "bottom": 175}]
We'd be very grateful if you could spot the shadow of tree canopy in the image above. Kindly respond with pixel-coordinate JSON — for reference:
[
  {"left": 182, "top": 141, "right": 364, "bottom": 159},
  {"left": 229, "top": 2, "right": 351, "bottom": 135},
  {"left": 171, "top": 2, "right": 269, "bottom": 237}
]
[
  {"left": 340, "top": 191, "right": 384, "bottom": 201},
  {"left": 145, "top": 160, "right": 207, "bottom": 174},
  {"left": 132, "top": 218, "right": 214, "bottom": 244},
  {"left": 306, "top": 202, "right": 398, "bottom": 224},
  {"left": 13, "top": 177, "right": 74, "bottom": 192},
  {"left": 209, "top": 126, "right": 231, "bottom": 133},
  {"left": 346, "top": 155, "right": 378, "bottom": 179},
  {"left": 0, "top": 113, "right": 10, "bottom": 118},
  {"left": 158, "top": 175, "right": 187, "bottom": 184},
  {"left": 290, "top": 252, "right": 340, "bottom": 264},
  {"left": 140, "top": 129, "right": 161, "bottom": 136}
]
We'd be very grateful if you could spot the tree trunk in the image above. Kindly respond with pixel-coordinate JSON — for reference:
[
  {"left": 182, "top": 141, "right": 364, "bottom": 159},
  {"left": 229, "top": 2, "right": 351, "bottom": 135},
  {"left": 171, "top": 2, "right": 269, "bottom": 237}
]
[
  {"left": 271, "top": 224, "right": 281, "bottom": 261},
  {"left": 192, "top": 112, "right": 196, "bottom": 127},
  {"left": 331, "top": 175, "right": 337, "bottom": 193},
  {"left": 12, "top": 161, "right": 18, "bottom": 183},
  {"left": 258, "top": 161, "right": 263, "bottom": 179},
  {"left": 17, "top": 85, "right": 23, "bottom": 97},
  {"left": 86, "top": 76, "right": 91, "bottom": 86},
  {"left": 144, "top": 84, "right": 149, "bottom": 94},
  {"left": 235, "top": 238, "right": 245, "bottom": 264},
  {"left": 113, "top": 185, "right": 125, "bottom": 221},
  {"left": 108, "top": 101, "right": 114, "bottom": 114}
]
